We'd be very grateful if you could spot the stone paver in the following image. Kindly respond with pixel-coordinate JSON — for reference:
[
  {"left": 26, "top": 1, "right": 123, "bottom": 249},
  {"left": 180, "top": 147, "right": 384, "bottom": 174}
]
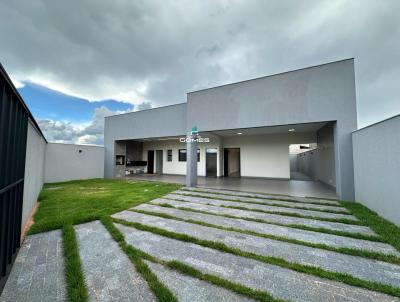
[
  {"left": 117, "top": 209, "right": 400, "bottom": 258},
  {"left": 116, "top": 223, "right": 399, "bottom": 302},
  {"left": 152, "top": 198, "right": 375, "bottom": 235},
  {"left": 0, "top": 230, "right": 66, "bottom": 302},
  {"left": 184, "top": 187, "right": 341, "bottom": 205},
  {"left": 145, "top": 261, "right": 255, "bottom": 302},
  {"left": 75, "top": 221, "right": 156, "bottom": 302},
  {"left": 167, "top": 193, "right": 358, "bottom": 221},
  {"left": 175, "top": 189, "right": 348, "bottom": 213},
  {"left": 132, "top": 204, "right": 400, "bottom": 287}
]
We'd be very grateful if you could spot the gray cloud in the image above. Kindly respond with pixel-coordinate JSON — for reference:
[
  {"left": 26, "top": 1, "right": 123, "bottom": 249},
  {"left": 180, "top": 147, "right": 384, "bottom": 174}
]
[{"left": 1, "top": 0, "right": 399, "bottom": 127}]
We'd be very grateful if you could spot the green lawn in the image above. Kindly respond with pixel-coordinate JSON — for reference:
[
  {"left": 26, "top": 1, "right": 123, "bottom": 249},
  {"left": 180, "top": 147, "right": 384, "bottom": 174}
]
[{"left": 29, "top": 178, "right": 181, "bottom": 234}]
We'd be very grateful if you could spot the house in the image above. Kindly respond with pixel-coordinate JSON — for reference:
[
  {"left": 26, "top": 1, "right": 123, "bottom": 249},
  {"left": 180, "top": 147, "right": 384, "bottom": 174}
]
[{"left": 104, "top": 58, "right": 357, "bottom": 200}]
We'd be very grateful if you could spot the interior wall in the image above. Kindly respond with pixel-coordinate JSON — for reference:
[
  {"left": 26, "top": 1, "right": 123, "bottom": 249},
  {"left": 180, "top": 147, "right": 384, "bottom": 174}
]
[
  {"left": 227, "top": 149, "right": 240, "bottom": 175},
  {"left": 222, "top": 132, "right": 316, "bottom": 179},
  {"left": 45, "top": 143, "right": 104, "bottom": 183},
  {"left": 22, "top": 120, "right": 46, "bottom": 232},
  {"left": 316, "top": 123, "right": 336, "bottom": 187},
  {"left": 289, "top": 154, "right": 298, "bottom": 172},
  {"left": 126, "top": 141, "right": 143, "bottom": 163}
]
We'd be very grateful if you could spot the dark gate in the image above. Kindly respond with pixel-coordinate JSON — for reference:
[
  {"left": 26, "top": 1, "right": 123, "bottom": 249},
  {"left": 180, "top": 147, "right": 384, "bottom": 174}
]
[{"left": 0, "top": 64, "right": 29, "bottom": 293}]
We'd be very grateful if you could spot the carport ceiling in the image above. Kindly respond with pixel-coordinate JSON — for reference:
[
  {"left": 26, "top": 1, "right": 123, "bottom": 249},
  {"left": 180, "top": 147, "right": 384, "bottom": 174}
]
[{"left": 209, "top": 122, "right": 328, "bottom": 137}]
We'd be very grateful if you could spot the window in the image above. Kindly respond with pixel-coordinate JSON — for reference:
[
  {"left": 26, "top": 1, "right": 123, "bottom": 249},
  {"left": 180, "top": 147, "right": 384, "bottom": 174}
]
[
  {"left": 179, "top": 149, "right": 186, "bottom": 161},
  {"left": 178, "top": 149, "right": 200, "bottom": 162},
  {"left": 167, "top": 149, "right": 172, "bottom": 162}
]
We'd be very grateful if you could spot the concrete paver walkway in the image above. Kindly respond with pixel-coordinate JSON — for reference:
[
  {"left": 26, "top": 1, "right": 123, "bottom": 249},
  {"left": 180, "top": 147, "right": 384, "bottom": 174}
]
[
  {"left": 0, "top": 230, "right": 66, "bottom": 302},
  {"left": 75, "top": 221, "right": 155, "bottom": 302},
  {"left": 151, "top": 198, "right": 375, "bottom": 235},
  {"left": 116, "top": 223, "right": 398, "bottom": 302}
]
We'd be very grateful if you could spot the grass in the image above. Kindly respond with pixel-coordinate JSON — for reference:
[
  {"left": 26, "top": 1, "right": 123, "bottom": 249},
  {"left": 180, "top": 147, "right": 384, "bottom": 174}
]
[
  {"left": 62, "top": 224, "right": 88, "bottom": 302},
  {"left": 101, "top": 217, "right": 178, "bottom": 302},
  {"left": 342, "top": 201, "right": 400, "bottom": 252},
  {"left": 29, "top": 179, "right": 181, "bottom": 234},
  {"left": 151, "top": 202, "right": 383, "bottom": 241},
  {"left": 113, "top": 217, "right": 400, "bottom": 297},
  {"left": 174, "top": 192, "right": 350, "bottom": 214}
]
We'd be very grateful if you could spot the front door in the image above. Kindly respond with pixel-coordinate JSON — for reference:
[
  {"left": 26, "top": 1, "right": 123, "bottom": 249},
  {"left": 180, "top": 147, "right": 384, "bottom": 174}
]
[
  {"left": 155, "top": 150, "right": 163, "bottom": 174},
  {"left": 206, "top": 148, "right": 217, "bottom": 177},
  {"left": 147, "top": 150, "right": 154, "bottom": 174}
]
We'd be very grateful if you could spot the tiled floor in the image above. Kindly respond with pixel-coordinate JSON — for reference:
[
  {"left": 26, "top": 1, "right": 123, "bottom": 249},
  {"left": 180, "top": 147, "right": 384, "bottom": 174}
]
[{"left": 126, "top": 174, "right": 337, "bottom": 198}]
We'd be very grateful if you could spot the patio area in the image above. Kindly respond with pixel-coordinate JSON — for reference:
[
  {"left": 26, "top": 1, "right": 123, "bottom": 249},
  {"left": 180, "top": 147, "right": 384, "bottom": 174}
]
[{"left": 126, "top": 174, "right": 337, "bottom": 199}]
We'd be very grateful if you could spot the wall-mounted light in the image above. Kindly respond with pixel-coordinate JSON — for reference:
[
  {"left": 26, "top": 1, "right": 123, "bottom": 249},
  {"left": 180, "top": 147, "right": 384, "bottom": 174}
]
[
  {"left": 288, "top": 128, "right": 295, "bottom": 132},
  {"left": 237, "top": 132, "right": 243, "bottom": 135}
]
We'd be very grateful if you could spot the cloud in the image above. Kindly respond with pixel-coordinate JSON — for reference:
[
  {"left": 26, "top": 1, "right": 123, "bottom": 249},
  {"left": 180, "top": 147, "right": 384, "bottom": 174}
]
[
  {"left": 135, "top": 101, "right": 152, "bottom": 111},
  {"left": 1, "top": 0, "right": 400, "bottom": 126},
  {"left": 38, "top": 106, "right": 131, "bottom": 145}
]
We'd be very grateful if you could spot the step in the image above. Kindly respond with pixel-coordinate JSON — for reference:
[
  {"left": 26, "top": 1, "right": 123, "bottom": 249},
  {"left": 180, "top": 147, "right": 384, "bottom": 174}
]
[
  {"left": 151, "top": 198, "right": 375, "bottom": 235},
  {"left": 183, "top": 187, "right": 340, "bottom": 205},
  {"left": 167, "top": 194, "right": 357, "bottom": 221},
  {"left": 175, "top": 190, "right": 347, "bottom": 212}
]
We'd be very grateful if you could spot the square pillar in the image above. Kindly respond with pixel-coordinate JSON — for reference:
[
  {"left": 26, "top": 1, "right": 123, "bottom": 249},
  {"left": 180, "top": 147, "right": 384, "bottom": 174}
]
[{"left": 186, "top": 137, "right": 198, "bottom": 187}]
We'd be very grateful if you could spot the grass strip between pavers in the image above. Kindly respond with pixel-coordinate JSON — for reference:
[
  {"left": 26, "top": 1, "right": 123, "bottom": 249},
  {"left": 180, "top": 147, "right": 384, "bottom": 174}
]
[
  {"left": 165, "top": 197, "right": 365, "bottom": 225},
  {"left": 152, "top": 202, "right": 383, "bottom": 242},
  {"left": 181, "top": 187, "right": 340, "bottom": 205},
  {"left": 176, "top": 191, "right": 347, "bottom": 213},
  {"left": 113, "top": 217, "right": 400, "bottom": 298},
  {"left": 342, "top": 201, "right": 400, "bottom": 253},
  {"left": 62, "top": 224, "right": 89, "bottom": 302},
  {"left": 101, "top": 217, "right": 284, "bottom": 302},
  {"left": 100, "top": 217, "right": 178, "bottom": 302}
]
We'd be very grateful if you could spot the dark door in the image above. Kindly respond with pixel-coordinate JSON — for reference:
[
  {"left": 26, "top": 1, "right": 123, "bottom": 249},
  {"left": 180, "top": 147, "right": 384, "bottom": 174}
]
[
  {"left": 223, "top": 149, "right": 229, "bottom": 177},
  {"left": 206, "top": 149, "right": 217, "bottom": 177},
  {"left": 155, "top": 150, "right": 163, "bottom": 174},
  {"left": 147, "top": 150, "right": 154, "bottom": 174}
]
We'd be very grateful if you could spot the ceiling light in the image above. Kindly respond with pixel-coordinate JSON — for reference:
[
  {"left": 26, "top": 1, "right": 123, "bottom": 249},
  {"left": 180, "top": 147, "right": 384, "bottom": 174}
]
[
  {"left": 237, "top": 132, "right": 242, "bottom": 135},
  {"left": 288, "top": 128, "right": 295, "bottom": 132}
]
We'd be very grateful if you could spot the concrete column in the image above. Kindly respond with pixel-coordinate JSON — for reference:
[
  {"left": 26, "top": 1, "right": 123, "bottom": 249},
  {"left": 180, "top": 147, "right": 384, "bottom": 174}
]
[{"left": 186, "top": 137, "right": 197, "bottom": 187}]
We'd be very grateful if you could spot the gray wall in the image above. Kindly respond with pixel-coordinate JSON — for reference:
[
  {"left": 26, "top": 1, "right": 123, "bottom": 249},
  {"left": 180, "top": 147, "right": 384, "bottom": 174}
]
[
  {"left": 298, "top": 150, "right": 317, "bottom": 179},
  {"left": 22, "top": 120, "right": 46, "bottom": 232},
  {"left": 187, "top": 59, "right": 357, "bottom": 199},
  {"left": 45, "top": 143, "right": 104, "bottom": 183},
  {"left": 104, "top": 103, "right": 187, "bottom": 178},
  {"left": 316, "top": 123, "right": 336, "bottom": 187},
  {"left": 353, "top": 115, "right": 400, "bottom": 225}
]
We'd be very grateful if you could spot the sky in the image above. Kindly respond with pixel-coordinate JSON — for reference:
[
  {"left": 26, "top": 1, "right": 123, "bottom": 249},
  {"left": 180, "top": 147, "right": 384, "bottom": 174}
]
[{"left": 0, "top": 0, "right": 399, "bottom": 145}]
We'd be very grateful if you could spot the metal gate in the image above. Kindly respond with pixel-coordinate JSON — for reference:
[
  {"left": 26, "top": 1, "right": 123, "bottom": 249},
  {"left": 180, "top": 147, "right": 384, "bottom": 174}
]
[{"left": 0, "top": 64, "right": 29, "bottom": 293}]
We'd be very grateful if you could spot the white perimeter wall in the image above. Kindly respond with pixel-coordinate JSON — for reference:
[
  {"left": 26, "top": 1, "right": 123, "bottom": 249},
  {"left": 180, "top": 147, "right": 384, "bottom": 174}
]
[
  {"left": 141, "top": 132, "right": 315, "bottom": 178},
  {"left": 44, "top": 143, "right": 104, "bottom": 183},
  {"left": 353, "top": 115, "right": 400, "bottom": 225},
  {"left": 22, "top": 121, "right": 46, "bottom": 231}
]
